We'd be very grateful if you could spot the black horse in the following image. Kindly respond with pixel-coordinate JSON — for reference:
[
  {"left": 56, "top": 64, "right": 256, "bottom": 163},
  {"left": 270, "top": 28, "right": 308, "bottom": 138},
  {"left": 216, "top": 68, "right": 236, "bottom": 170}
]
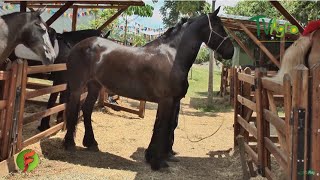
[
  {"left": 8, "top": 29, "right": 110, "bottom": 131},
  {"left": 37, "top": 29, "right": 110, "bottom": 131},
  {"left": 0, "top": 9, "right": 56, "bottom": 68},
  {"left": 63, "top": 7, "right": 234, "bottom": 170}
]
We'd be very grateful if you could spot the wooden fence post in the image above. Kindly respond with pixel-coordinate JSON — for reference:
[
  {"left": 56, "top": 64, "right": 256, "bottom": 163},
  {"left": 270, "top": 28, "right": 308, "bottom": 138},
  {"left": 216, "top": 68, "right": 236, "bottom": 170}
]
[
  {"left": 0, "top": 70, "right": 11, "bottom": 161},
  {"left": 219, "top": 64, "right": 225, "bottom": 97},
  {"left": 240, "top": 68, "right": 252, "bottom": 142},
  {"left": 16, "top": 60, "right": 28, "bottom": 152},
  {"left": 310, "top": 64, "right": 320, "bottom": 178},
  {"left": 138, "top": 101, "right": 146, "bottom": 118},
  {"left": 233, "top": 67, "right": 240, "bottom": 146},
  {"left": 291, "top": 64, "right": 309, "bottom": 180},
  {"left": 237, "top": 135, "right": 250, "bottom": 180},
  {"left": 255, "top": 68, "right": 265, "bottom": 176},
  {"left": 283, "top": 74, "right": 292, "bottom": 177},
  {"left": 98, "top": 88, "right": 106, "bottom": 107},
  {"left": 0, "top": 62, "right": 18, "bottom": 160}
]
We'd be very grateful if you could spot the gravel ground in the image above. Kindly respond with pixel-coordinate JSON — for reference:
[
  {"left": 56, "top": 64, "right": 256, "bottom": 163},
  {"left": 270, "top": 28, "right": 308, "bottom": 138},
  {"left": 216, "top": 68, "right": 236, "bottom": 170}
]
[{"left": 3, "top": 97, "right": 283, "bottom": 180}]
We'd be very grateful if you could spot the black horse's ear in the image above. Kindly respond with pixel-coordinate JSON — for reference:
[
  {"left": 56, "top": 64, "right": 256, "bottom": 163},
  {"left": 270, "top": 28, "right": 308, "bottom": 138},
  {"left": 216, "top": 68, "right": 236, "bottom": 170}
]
[
  {"left": 103, "top": 31, "right": 111, "bottom": 38},
  {"left": 212, "top": 6, "right": 221, "bottom": 17}
]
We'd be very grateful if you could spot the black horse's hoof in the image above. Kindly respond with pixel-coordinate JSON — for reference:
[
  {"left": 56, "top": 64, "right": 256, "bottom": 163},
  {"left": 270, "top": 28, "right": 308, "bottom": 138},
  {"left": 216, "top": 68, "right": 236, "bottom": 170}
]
[
  {"left": 86, "top": 145, "right": 99, "bottom": 152},
  {"left": 167, "top": 155, "right": 180, "bottom": 162},
  {"left": 145, "top": 149, "right": 152, "bottom": 163},
  {"left": 83, "top": 135, "right": 98, "bottom": 148},
  {"left": 150, "top": 158, "right": 169, "bottom": 171},
  {"left": 169, "top": 150, "right": 178, "bottom": 156},
  {"left": 63, "top": 138, "right": 76, "bottom": 151},
  {"left": 37, "top": 125, "right": 50, "bottom": 132}
]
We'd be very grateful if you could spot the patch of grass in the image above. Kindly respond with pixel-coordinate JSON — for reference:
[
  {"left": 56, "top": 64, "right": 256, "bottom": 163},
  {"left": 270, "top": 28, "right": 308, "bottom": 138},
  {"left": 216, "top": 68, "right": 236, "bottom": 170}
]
[
  {"left": 186, "top": 65, "right": 232, "bottom": 113},
  {"left": 187, "top": 66, "right": 221, "bottom": 98}
]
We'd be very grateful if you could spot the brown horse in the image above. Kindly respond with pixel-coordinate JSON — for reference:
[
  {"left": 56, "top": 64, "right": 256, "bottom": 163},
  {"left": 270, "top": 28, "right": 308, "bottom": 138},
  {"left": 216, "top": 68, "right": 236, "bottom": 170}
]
[
  {"left": 268, "top": 22, "right": 320, "bottom": 155},
  {"left": 63, "top": 7, "right": 234, "bottom": 170}
]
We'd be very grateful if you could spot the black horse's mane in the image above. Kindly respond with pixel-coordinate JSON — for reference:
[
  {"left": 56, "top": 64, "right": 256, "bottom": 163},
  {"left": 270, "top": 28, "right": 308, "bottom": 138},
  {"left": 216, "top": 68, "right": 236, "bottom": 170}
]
[
  {"left": 144, "top": 17, "right": 190, "bottom": 47},
  {"left": 160, "top": 17, "right": 189, "bottom": 39}
]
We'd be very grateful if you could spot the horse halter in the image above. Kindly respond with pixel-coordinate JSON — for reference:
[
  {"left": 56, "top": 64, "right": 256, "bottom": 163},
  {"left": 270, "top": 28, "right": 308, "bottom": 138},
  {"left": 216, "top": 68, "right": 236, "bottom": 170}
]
[{"left": 206, "top": 14, "right": 229, "bottom": 52}]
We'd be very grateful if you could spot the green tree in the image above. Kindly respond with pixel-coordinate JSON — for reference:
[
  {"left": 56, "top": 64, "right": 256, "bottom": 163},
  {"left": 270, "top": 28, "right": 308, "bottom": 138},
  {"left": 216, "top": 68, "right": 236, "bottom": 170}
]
[
  {"left": 78, "top": 5, "right": 154, "bottom": 43},
  {"left": 122, "top": 5, "right": 154, "bottom": 44},
  {"left": 224, "top": 1, "right": 320, "bottom": 25},
  {"left": 160, "top": 1, "right": 210, "bottom": 27},
  {"left": 224, "top": 1, "right": 320, "bottom": 68},
  {"left": 77, "top": 9, "right": 118, "bottom": 33}
]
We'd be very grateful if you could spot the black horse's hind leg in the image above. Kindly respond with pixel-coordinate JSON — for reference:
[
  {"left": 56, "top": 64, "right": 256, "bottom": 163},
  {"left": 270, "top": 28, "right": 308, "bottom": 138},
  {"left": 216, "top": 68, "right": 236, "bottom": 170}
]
[
  {"left": 56, "top": 89, "right": 68, "bottom": 123},
  {"left": 63, "top": 85, "right": 82, "bottom": 150},
  {"left": 145, "top": 98, "right": 174, "bottom": 170},
  {"left": 82, "top": 81, "right": 101, "bottom": 150},
  {"left": 38, "top": 81, "right": 60, "bottom": 131}
]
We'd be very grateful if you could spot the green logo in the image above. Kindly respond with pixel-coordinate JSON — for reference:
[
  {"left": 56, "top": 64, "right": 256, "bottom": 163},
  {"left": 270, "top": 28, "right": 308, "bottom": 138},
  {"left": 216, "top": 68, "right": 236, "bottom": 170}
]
[
  {"left": 16, "top": 149, "right": 39, "bottom": 172},
  {"left": 250, "top": 15, "right": 299, "bottom": 38}
]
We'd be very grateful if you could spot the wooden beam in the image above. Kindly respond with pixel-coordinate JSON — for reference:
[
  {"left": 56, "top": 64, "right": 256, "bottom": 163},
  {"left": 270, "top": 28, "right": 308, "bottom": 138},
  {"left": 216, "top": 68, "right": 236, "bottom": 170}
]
[
  {"left": 72, "top": 5, "right": 78, "bottom": 31},
  {"left": 98, "top": 7, "right": 128, "bottom": 31},
  {"left": 46, "top": 1, "right": 74, "bottom": 26},
  {"left": 27, "top": 4, "right": 129, "bottom": 9},
  {"left": 237, "top": 21, "right": 281, "bottom": 68},
  {"left": 226, "top": 28, "right": 255, "bottom": 61},
  {"left": 280, "top": 35, "right": 285, "bottom": 63},
  {"left": 269, "top": 1, "right": 304, "bottom": 33},
  {"left": 5, "top": 1, "right": 145, "bottom": 6},
  {"left": 20, "top": 1, "right": 26, "bottom": 12}
]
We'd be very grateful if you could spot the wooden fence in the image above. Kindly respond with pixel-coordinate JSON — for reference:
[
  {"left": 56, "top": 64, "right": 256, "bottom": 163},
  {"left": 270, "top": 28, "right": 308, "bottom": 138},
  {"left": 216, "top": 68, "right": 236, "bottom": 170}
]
[
  {"left": 0, "top": 59, "right": 146, "bottom": 175},
  {"left": 233, "top": 64, "right": 320, "bottom": 179}
]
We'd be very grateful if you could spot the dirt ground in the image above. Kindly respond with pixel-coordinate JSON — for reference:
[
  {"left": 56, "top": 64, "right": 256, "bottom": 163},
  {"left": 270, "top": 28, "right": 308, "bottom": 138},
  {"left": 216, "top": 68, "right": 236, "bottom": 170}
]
[{"left": 3, "top": 96, "right": 277, "bottom": 180}]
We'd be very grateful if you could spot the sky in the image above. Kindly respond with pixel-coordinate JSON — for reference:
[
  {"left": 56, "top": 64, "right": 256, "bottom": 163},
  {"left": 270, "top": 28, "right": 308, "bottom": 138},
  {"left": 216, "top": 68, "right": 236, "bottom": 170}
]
[
  {"left": 0, "top": 0, "right": 240, "bottom": 33},
  {"left": 135, "top": 0, "right": 240, "bottom": 29}
]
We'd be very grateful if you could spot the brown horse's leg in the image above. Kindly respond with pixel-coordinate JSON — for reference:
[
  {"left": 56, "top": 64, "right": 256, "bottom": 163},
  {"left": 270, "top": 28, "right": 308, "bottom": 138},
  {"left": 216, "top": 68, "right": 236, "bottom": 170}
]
[
  {"left": 82, "top": 81, "right": 101, "bottom": 150},
  {"left": 146, "top": 98, "right": 174, "bottom": 170}
]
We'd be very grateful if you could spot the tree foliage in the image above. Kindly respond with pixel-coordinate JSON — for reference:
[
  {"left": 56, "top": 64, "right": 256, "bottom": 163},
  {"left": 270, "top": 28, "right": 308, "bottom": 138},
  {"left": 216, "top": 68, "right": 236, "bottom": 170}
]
[
  {"left": 223, "top": 1, "right": 320, "bottom": 68},
  {"left": 224, "top": 1, "right": 320, "bottom": 25},
  {"left": 125, "top": 5, "right": 154, "bottom": 17},
  {"left": 160, "top": 1, "right": 210, "bottom": 27},
  {"left": 78, "top": 5, "right": 154, "bottom": 42}
]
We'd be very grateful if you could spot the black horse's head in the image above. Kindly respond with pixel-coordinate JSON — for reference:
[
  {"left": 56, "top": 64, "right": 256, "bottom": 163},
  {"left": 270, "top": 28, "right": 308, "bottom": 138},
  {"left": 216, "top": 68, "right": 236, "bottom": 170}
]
[
  {"left": 201, "top": 7, "right": 234, "bottom": 59},
  {"left": 19, "top": 8, "right": 56, "bottom": 65}
]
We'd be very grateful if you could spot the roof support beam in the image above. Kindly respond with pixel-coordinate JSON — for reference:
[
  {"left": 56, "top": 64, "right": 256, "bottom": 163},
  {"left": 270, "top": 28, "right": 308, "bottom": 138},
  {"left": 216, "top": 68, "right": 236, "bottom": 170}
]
[
  {"left": 46, "top": 1, "right": 74, "bottom": 26},
  {"left": 26, "top": 4, "right": 129, "bottom": 9},
  {"left": 280, "top": 35, "right": 285, "bottom": 63},
  {"left": 72, "top": 5, "right": 78, "bottom": 31},
  {"left": 20, "top": 1, "right": 26, "bottom": 12},
  {"left": 269, "top": 1, "right": 304, "bottom": 33},
  {"left": 98, "top": 7, "right": 128, "bottom": 31},
  {"left": 225, "top": 27, "right": 255, "bottom": 61},
  {"left": 237, "top": 20, "right": 280, "bottom": 68}
]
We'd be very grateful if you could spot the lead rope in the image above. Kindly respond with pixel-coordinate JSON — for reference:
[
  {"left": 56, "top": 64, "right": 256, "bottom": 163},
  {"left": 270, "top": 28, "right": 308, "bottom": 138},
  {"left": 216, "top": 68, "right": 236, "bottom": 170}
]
[{"left": 180, "top": 104, "right": 225, "bottom": 143}]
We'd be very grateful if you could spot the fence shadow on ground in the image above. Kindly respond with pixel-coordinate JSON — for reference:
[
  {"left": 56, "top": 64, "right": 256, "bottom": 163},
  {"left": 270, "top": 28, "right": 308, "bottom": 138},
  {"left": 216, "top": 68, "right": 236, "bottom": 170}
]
[{"left": 40, "top": 138, "right": 243, "bottom": 179}]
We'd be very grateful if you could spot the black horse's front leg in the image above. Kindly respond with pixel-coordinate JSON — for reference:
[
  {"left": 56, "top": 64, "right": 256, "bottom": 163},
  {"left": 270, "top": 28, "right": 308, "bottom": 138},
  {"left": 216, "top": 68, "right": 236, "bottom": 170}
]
[
  {"left": 146, "top": 98, "right": 174, "bottom": 170},
  {"left": 167, "top": 100, "right": 181, "bottom": 161}
]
